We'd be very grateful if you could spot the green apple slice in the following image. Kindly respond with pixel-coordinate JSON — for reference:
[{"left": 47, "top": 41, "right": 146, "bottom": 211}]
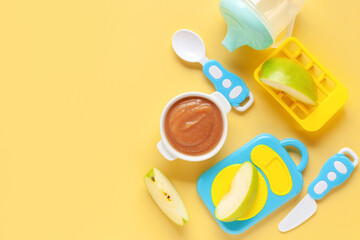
[
  {"left": 215, "top": 162, "right": 258, "bottom": 222},
  {"left": 260, "top": 57, "right": 318, "bottom": 105},
  {"left": 144, "top": 167, "right": 188, "bottom": 226}
]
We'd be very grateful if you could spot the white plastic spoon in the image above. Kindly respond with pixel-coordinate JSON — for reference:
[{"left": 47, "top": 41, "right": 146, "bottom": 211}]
[{"left": 172, "top": 29, "right": 254, "bottom": 112}]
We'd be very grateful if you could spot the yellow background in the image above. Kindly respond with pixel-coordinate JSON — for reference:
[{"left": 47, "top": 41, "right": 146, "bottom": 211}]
[{"left": 0, "top": 0, "right": 359, "bottom": 239}]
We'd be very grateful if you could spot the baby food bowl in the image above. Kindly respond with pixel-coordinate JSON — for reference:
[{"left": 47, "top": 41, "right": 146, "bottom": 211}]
[
  {"left": 158, "top": 92, "right": 231, "bottom": 162},
  {"left": 254, "top": 37, "right": 348, "bottom": 131}
]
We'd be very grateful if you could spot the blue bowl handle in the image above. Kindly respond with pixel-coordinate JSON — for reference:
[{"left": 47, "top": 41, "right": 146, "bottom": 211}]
[{"left": 280, "top": 138, "right": 309, "bottom": 172}]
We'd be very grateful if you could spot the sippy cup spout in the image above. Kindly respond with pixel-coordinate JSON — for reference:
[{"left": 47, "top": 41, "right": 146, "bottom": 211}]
[{"left": 222, "top": 27, "right": 247, "bottom": 52}]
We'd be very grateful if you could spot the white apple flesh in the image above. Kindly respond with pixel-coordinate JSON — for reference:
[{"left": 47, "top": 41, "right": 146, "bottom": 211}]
[
  {"left": 215, "top": 162, "right": 258, "bottom": 222},
  {"left": 144, "top": 167, "right": 188, "bottom": 226},
  {"left": 260, "top": 57, "right": 318, "bottom": 105}
]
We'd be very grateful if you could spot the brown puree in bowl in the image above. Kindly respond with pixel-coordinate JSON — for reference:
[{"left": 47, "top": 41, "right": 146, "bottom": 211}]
[{"left": 164, "top": 97, "right": 223, "bottom": 156}]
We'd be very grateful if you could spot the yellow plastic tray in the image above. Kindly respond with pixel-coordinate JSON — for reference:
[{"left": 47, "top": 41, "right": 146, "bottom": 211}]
[{"left": 254, "top": 37, "right": 347, "bottom": 131}]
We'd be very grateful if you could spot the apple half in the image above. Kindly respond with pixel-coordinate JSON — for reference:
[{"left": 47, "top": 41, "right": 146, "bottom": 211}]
[
  {"left": 260, "top": 57, "right": 318, "bottom": 105},
  {"left": 215, "top": 162, "right": 258, "bottom": 222},
  {"left": 144, "top": 167, "right": 188, "bottom": 226}
]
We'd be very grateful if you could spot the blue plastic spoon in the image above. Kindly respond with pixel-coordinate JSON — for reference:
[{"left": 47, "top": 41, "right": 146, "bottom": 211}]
[{"left": 172, "top": 29, "right": 254, "bottom": 112}]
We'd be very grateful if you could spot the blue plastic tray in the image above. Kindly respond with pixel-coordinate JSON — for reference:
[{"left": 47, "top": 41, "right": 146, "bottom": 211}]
[{"left": 197, "top": 133, "right": 308, "bottom": 234}]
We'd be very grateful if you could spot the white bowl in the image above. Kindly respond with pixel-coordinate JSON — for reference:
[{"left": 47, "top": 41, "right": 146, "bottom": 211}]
[{"left": 157, "top": 91, "right": 231, "bottom": 162}]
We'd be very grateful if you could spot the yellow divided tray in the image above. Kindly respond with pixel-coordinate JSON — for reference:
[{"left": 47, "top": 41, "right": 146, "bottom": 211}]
[{"left": 254, "top": 37, "right": 348, "bottom": 131}]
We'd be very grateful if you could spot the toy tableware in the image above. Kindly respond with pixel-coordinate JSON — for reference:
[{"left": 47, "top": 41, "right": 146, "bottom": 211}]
[
  {"left": 279, "top": 148, "right": 358, "bottom": 232},
  {"left": 254, "top": 37, "right": 348, "bottom": 131},
  {"left": 197, "top": 134, "right": 308, "bottom": 234},
  {"left": 172, "top": 29, "right": 254, "bottom": 112},
  {"left": 220, "top": 0, "right": 305, "bottom": 51},
  {"left": 157, "top": 91, "right": 231, "bottom": 162}
]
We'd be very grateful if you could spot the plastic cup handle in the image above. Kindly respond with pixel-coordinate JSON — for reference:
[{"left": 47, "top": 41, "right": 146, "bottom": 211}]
[{"left": 271, "top": 18, "right": 296, "bottom": 48}]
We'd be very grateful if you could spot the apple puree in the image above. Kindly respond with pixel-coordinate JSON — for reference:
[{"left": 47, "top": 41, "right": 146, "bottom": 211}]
[{"left": 165, "top": 97, "right": 223, "bottom": 156}]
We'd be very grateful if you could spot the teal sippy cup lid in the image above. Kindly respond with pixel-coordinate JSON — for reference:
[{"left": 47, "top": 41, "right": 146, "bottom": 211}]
[{"left": 220, "top": 0, "right": 275, "bottom": 51}]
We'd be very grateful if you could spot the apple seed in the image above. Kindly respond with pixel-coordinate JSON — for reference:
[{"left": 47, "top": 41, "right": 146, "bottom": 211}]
[{"left": 162, "top": 192, "right": 172, "bottom": 201}]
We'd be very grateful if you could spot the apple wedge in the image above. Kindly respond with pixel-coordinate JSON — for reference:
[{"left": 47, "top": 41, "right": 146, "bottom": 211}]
[
  {"left": 260, "top": 57, "right": 318, "bottom": 105},
  {"left": 215, "top": 162, "right": 258, "bottom": 222},
  {"left": 144, "top": 167, "right": 188, "bottom": 226}
]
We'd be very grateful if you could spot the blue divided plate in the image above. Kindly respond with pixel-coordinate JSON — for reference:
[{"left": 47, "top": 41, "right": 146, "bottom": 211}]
[{"left": 197, "top": 133, "right": 308, "bottom": 234}]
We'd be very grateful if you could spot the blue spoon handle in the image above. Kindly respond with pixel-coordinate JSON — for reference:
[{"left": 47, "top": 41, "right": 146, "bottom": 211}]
[
  {"left": 308, "top": 148, "right": 358, "bottom": 200},
  {"left": 203, "top": 60, "right": 253, "bottom": 112}
]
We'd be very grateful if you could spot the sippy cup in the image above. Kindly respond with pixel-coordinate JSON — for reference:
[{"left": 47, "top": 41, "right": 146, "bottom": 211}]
[{"left": 220, "top": 0, "right": 305, "bottom": 51}]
